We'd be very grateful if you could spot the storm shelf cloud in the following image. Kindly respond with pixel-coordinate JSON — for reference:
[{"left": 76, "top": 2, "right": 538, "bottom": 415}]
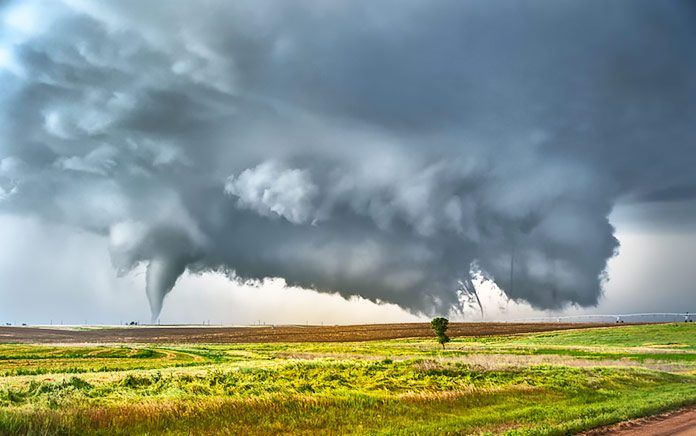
[{"left": 0, "top": 0, "right": 695, "bottom": 321}]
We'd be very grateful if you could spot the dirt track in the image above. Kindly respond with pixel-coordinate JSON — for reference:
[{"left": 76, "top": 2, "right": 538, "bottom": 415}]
[
  {"left": 0, "top": 322, "right": 623, "bottom": 344},
  {"left": 582, "top": 405, "right": 696, "bottom": 435}
]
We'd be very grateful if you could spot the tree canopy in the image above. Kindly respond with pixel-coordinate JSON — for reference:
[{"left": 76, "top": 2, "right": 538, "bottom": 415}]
[{"left": 430, "top": 317, "right": 450, "bottom": 349}]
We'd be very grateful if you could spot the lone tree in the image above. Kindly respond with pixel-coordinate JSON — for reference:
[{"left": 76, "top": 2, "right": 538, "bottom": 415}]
[{"left": 430, "top": 317, "right": 450, "bottom": 349}]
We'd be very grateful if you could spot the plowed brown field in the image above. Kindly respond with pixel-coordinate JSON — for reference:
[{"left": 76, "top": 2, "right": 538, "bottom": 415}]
[{"left": 0, "top": 322, "right": 625, "bottom": 344}]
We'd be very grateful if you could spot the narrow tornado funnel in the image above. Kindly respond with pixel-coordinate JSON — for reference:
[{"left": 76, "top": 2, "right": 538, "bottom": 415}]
[{"left": 145, "top": 256, "right": 188, "bottom": 323}]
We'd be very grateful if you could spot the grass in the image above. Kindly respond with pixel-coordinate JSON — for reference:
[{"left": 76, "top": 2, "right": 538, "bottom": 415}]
[
  {"left": 455, "top": 322, "right": 696, "bottom": 349},
  {"left": 2, "top": 323, "right": 696, "bottom": 434}
]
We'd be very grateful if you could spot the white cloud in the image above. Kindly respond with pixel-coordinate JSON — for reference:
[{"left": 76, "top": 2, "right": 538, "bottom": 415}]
[{"left": 225, "top": 161, "right": 318, "bottom": 225}]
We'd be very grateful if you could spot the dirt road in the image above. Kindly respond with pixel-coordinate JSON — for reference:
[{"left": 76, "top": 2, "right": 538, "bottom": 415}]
[
  {"left": 0, "top": 322, "right": 623, "bottom": 344},
  {"left": 583, "top": 406, "right": 696, "bottom": 435}
]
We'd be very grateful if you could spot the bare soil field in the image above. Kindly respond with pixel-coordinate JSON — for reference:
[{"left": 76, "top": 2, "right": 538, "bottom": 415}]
[{"left": 0, "top": 322, "right": 625, "bottom": 344}]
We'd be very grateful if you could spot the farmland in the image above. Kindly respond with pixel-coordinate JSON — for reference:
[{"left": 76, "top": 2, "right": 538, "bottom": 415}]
[
  {"left": 2, "top": 323, "right": 696, "bottom": 434},
  {"left": 0, "top": 322, "right": 617, "bottom": 344}
]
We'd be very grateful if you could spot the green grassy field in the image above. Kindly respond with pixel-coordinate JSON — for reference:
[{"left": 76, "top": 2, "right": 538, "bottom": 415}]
[{"left": 3, "top": 323, "right": 696, "bottom": 435}]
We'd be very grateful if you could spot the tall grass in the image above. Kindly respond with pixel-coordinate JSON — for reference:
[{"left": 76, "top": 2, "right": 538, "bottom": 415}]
[{"left": 3, "top": 324, "right": 696, "bottom": 434}]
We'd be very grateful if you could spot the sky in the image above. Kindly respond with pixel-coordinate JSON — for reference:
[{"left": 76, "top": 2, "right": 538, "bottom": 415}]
[{"left": 0, "top": 0, "right": 695, "bottom": 325}]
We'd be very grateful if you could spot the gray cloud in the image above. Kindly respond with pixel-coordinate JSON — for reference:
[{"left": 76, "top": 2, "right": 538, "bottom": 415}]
[{"left": 0, "top": 0, "right": 694, "bottom": 320}]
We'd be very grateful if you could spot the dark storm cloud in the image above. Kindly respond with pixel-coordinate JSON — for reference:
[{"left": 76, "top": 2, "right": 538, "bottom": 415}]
[{"left": 0, "top": 0, "right": 694, "bottom": 320}]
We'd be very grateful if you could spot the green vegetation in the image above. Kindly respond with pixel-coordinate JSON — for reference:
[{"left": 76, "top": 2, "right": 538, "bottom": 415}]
[
  {"left": 431, "top": 317, "right": 451, "bottom": 349},
  {"left": 489, "top": 322, "right": 696, "bottom": 349},
  {"left": 2, "top": 323, "right": 696, "bottom": 434}
]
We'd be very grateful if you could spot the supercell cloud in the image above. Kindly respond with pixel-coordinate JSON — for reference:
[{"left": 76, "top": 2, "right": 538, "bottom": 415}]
[{"left": 0, "top": 0, "right": 695, "bottom": 320}]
